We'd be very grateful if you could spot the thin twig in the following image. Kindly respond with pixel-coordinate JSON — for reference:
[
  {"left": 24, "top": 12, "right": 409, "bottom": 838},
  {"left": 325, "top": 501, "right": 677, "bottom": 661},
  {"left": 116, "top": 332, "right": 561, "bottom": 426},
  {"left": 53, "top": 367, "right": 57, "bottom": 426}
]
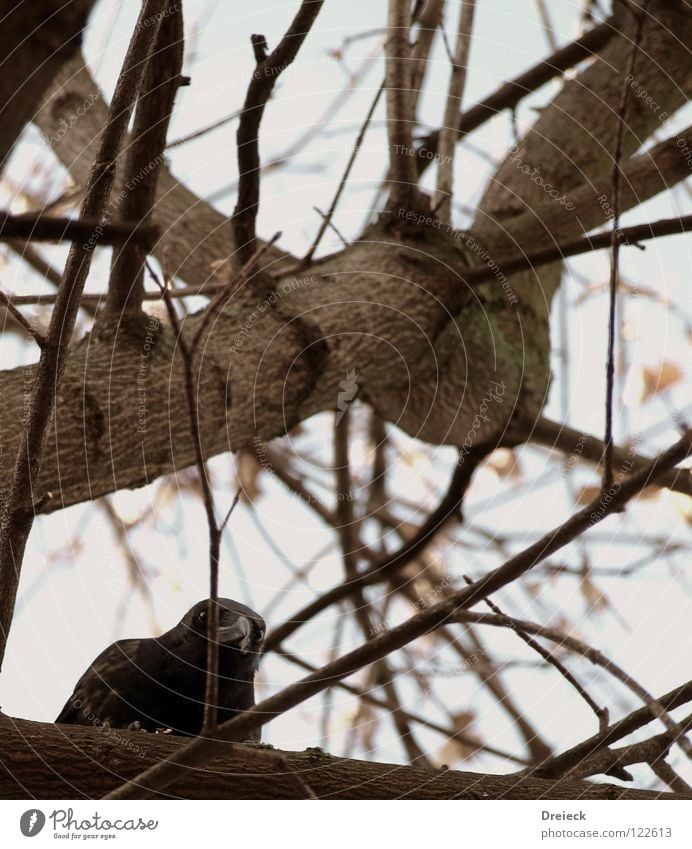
[
  {"left": 334, "top": 408, "right": 431, "bottom": 766},
  {"left": 151, "top": 262, "right": 223, "bottom": 735},
  {"left": 649, "top": 757, "right": 692, "bottom": 796},
  {"left": 434, "top": 0, "right": 476, "bottom": 224},
  {"left": 232, "top": 0, "right": 324, "bottom": 264},
  {"left": 463, "top": 579, "right": 610, "bottom": 734},
  {"left": 603, "top": 3, "right": 647, "bottom": 491},
  {"left": 0, "top": 288, "right": 45, "bottom": 348},
  {"left": 302, "top": 81, "right": 385, "bottom": 265}
]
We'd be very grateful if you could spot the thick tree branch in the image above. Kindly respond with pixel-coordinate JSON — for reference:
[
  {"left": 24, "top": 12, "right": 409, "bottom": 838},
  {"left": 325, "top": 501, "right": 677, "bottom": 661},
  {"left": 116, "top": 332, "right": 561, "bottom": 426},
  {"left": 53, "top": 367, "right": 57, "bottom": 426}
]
[{"left": 1, "top": 715, "right": 682, "bottom": 800}]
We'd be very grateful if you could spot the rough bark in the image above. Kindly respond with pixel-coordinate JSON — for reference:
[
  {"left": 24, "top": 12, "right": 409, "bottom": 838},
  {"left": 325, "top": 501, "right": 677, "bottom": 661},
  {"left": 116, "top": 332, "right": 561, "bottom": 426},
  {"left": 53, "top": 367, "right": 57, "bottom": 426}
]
[
  {"left": 0, "top": 1, "right": 687, "bottom": 515},
  {"left": 0, "top": 715, "right": 686, "bottom": 800}
]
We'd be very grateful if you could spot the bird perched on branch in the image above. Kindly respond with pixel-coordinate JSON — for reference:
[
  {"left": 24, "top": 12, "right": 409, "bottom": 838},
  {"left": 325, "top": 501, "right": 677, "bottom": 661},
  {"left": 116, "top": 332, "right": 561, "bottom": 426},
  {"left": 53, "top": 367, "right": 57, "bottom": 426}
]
[{"left": 56, "top": 598, "right": 265, "bottom": 739}]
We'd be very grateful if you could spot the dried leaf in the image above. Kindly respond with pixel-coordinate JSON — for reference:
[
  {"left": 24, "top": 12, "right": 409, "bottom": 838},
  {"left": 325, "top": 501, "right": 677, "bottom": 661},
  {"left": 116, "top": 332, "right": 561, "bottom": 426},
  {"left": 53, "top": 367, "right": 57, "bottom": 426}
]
[
  {"left": 580, "top": 573, "right": 608, "bottom": 612},
  {"left": 576, "top": 485, "right": 601, "bottom": 505},
  {"left": 435, "top": 711, "right": 479, "bottom": 765},
  {"left": 235, "top": 449, "right": 263, "bottom": 503},
  {"left": 641, "top": 361, "right": 684, "bottom": 403},
  {"left": 487, "top": 448, "right": 522, "bottom": 480}
]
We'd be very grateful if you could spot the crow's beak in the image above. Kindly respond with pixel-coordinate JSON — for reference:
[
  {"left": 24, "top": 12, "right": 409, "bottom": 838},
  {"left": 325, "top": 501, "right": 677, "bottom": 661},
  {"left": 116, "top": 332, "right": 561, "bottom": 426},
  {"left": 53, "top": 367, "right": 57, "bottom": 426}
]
[{"left": 217, "top": 616, "right": 252, "bottom": 651}]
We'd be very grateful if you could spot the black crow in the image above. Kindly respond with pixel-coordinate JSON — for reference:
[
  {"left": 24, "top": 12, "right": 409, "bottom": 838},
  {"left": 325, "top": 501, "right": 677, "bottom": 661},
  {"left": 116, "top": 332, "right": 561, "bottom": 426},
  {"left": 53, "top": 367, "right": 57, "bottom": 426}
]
[{"left": 56, "top": 598, "right": 265, "bottom": 739}]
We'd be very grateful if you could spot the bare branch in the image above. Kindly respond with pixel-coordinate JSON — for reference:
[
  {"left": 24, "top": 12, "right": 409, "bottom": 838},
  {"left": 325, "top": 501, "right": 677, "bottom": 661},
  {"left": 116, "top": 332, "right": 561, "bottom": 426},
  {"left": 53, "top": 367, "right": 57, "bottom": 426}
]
[
  {"left": 461, "top": 584, "right": 610, "bottom": 735},
  {"left": 531, "top": 680, "right": 692, "bottom": 780},
  {"left": 0, "top": 288, "right": 45, "bottom": 349},
  {"left": 302, "top": 81, "right": 385, "bottom": 265},
  {"left": 232, "top": 0, "right": 324, "bottom": 264},
  {"left": 0, "top": 211, "right": 158, "bottom": 248},
  {"left": 148, "top": 262, "right": 223, "bottom": 736},
  {"left": 434, "top": 0, "right": 476, "bottom": 223},
  {"left": 453, "top": 610, "right": 688, "bottom": 758},
  {"left": 266, "top": 445, "right": 486, "bottom": 651},
  {"left": 106, "top": 6, "right": 185, "bottom": 317},
  {"left": 385, "top": 0, "right": 419, "bottom": 210},
  {"left": 529, "top": 416, "right": 692, "bottom": 497},
  {"left": 416, "top": 18, "right": 616, "bottom": 170}
]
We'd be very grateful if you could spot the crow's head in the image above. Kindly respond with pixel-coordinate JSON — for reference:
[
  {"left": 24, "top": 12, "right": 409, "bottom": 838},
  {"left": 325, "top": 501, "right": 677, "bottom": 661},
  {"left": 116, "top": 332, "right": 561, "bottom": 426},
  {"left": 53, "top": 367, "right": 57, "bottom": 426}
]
[{"left": 180, "top": 598, "right": 265, "bottom": 672}]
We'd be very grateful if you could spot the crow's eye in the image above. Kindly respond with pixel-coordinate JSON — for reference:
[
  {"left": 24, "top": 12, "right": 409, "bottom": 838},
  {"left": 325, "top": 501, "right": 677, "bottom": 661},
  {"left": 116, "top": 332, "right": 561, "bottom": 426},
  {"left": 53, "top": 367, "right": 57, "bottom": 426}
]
[
  {"left": 198, "top": 609, "right": 207, "bottom": 623},
  {"left": 254, "top": 628, "right": 265, "bottom": 644}
]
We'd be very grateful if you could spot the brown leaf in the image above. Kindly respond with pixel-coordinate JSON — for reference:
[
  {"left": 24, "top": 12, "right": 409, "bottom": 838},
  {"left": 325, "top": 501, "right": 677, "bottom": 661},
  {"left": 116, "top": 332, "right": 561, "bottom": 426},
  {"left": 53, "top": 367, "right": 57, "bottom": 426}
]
[
  {"left": 641, "top": 361, "right": 684, "bottom": 403},
  {"left": 576, "top": 485, "right": 601, "bottom": 505},
  {"left": 435, "top": 711, "right": 479, "bottom": 765},
  {"left": 487, "top": 448, "right": 522, "bottom": 480},
  {"left": 235, "top": 449, "right": 263, "bottom": 503},
  {"left": 580, "top": 573, "right": 608, "bottom": 612}
]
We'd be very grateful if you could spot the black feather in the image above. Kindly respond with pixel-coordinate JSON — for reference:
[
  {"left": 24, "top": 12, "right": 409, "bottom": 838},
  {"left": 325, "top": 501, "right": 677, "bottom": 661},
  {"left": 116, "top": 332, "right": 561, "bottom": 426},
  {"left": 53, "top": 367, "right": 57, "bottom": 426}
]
[{"left": 56, "top": 598, "right": 265, "bottom": 740}]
